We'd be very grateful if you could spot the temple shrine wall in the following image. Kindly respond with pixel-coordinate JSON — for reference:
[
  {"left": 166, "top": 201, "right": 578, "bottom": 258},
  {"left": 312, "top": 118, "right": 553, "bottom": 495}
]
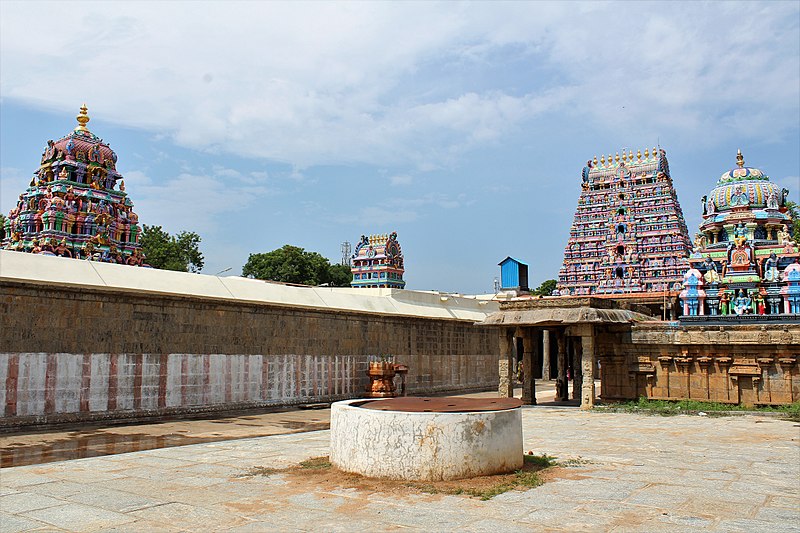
[
  {"left": 0, "top": 281, "right": 499, "bottom": 428},
  {"left": 598, "top": 323, "right": 800, "bottom": 406}
]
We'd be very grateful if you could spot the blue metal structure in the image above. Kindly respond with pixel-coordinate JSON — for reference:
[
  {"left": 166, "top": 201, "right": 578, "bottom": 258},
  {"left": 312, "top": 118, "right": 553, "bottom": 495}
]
[{"left": 498, "top": 257, "right": 529, "bottom": 292}]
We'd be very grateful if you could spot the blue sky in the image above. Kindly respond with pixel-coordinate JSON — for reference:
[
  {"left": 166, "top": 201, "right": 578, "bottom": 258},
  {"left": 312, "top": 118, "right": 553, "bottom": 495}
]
[{"left": 1, "top": 1, "right": 798, "bottom": 293}]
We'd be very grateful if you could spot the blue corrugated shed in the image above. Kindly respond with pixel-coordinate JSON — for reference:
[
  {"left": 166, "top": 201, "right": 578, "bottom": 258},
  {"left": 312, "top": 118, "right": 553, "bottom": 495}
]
[{"left": 498, "top": 256, "right": 529, "bottom": 291}]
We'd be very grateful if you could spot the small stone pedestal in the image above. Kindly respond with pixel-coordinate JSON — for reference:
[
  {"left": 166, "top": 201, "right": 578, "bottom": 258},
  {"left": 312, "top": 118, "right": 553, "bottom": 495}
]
[{"left": 365, "top": 361, "right": 397, "bottom": 398}]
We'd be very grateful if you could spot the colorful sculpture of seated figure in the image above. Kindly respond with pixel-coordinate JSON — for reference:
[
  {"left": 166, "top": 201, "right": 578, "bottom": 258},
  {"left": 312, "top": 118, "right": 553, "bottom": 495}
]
[
  {"left": 778, "top": 225, "right": 797, "bottom": 252},
  {"left": 730, "top": 185, "right": 749, "bottom": 207},
  {"left": 733, "top": 290, "right": 752, "bottom": 315},
  {"left": 763, "top": 252, "right": 779, "bottom": 282},
  {"left": 702, "top": 255, "right": 720, "bottom": 284}
]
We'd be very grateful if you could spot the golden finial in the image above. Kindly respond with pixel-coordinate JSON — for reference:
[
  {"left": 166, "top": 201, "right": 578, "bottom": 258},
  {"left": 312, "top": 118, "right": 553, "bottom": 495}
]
[
  {"left": 592, "top": 155, "right": 598, "bottom": 166},
  {"left": 652, "top": 147, "right": 657, "bottom": 158},
  {"left": 622, "top": 151, "right": 627, "bottom": 162},
  {"left": 644, "top": 147, "right": 649, "bottom": 158},
  {"left": 75, "top": 104, "right": 90, "bottom": 132},
  {"left": 637, "top": 149, "right": 642, "bottom": 161},
  {"left": 736, "top": 148, "right": 744, "bottom": 168},
  {"left": 615, "top": 152, "right": 620, "bottom": 163},
  {"left": 628, "top": 150, "right": 633, "bottom": 160},
  {"left": 600, "top": 154, "right": 605, "bottom": 165}
]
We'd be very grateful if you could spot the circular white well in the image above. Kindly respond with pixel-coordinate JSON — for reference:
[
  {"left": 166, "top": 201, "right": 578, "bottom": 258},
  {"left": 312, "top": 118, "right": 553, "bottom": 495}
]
[{"left": 329, "top": 398, "right": 523, "bottom": 481}]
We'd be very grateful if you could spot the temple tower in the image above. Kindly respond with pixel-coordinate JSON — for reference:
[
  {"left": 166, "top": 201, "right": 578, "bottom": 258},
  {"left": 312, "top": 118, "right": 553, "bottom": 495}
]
[
  {"left": 556, "top": 148, "right": 692, "bottom": 295},
  {"left": 681, "top": 150, "right": 798, "bottom": 317},
  {"left": 2, "top": 105, "right": 145, "bottom": 265},
  {"left": 350, "top": 232, "right": 405, "bottom": 288}
]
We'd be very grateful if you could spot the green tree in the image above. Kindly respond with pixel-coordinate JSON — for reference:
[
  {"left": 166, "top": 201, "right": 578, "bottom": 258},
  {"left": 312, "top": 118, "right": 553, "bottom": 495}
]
[
  {"left": 242, "top": 245, "right": 353, "bottom": 286},
  {"left": 785, "top": 200, "right": 800, "bottom": 243},
  {"left": 328, "top": 263, "right": 353, "bottom": 287},
  {"left": 140, "top": 225, "right": 204, "bottom": 272},
  {"left": 531, "top": 279, "right": 557, "bottom": 296}
]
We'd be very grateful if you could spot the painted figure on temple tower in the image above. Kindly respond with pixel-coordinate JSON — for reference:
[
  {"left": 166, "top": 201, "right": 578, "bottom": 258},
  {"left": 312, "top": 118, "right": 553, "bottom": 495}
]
[
  {"left": 556, "top": 147, "right": 692, "bottom": 295},
  {"left": 681, "top": 149, "right": 798, "bottom": 318},
  {"left": 1, "top": 105, "right": 146, "bottom": 266}
]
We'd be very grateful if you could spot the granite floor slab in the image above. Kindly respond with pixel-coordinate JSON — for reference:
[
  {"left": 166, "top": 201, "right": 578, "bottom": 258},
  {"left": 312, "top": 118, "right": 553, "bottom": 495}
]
[{"left": 1, "top": 408, "right": 798, "bottom": 532}]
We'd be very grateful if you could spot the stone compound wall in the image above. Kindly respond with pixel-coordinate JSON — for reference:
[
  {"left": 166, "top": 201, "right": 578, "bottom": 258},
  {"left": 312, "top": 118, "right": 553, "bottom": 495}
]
[
  {"left": 0, "top": 282, "right": 498, "bottom": 427},
  {"left": 597, "top": 323, "right": 800, "bottom": 406}
]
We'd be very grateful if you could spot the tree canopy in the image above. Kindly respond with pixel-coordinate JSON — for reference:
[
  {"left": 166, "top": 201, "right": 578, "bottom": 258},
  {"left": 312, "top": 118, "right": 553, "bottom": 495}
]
[
  {"left": 785, "top": 200, "right": 800, "bottom": 243},
  {"left": 140, "top": 225, "right": 204, "bottom": 272},
  {"left": 243, "top": 245, "right": 351, "bottom": 286},
  {"left": 531, "top": 279, "right": 557, "bottom": 296}
]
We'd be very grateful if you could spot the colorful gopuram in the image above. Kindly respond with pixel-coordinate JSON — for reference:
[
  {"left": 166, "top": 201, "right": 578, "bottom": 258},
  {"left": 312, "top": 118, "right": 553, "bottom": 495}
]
[
  {"left": 2, "top": 105, "right": 145, "bottom": 265},
  {"left": 680, "top": 150, "right": 799, "bottom": 317},
  {"left": 350, "top": 232, "right": 405, "bottom": 289},
  {"left": 556, "top": 148, "right": 692, "bottom": 295}
]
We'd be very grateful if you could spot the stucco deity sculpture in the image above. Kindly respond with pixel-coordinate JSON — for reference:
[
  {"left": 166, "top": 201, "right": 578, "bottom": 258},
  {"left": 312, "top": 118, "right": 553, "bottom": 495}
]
[
  {"left": 702, "top": 255, "right": 720, "bottom": 284},
  {"left": 733, "top": 290, "right": 752, "bottom": 315},
  {"left": 763, "top": 252, "right": 779, "bottom": 282},
  {"left": 730, "top": 185, "right": 749, "bottom": 206},
  {"left": 778, "top": 225, "right": 796, "bottom": 248}
]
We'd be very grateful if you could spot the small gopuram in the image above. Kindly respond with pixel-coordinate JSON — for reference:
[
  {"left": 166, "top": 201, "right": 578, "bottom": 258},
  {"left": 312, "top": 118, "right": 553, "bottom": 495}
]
[
  {"left": 556, "top": 148, "right": 692, "bottom": 296},
  {"left": 680, "top": 150, "right": 799, "bottom": 318},
  {"left": 350, "top": 232, "right": 406, "bottom": 288},
  {"left": 2, "top": 105, "right": 145, "bottom": 265}
]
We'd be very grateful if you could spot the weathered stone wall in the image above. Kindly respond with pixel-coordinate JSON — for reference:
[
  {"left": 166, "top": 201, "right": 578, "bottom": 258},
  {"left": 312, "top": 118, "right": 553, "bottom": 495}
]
[
  {"left": 598, "top": 323, "right": 800, "bottom": 406},
  {"left": 0, "top": 281, "right": 499, "bottom": 427}
]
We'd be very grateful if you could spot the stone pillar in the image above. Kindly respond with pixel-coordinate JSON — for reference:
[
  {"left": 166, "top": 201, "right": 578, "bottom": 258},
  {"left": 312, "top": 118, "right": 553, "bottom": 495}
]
[
  {"left": 542, "top": 329, "right": 551, "bottom": 380},
  {"left": 556, "top": 331, "right": 567, "bottom": 401},
  {"left": 522, "top": 329, "right": 536, "bottom": 405},
  {"left": 745, "top": 222, "right": 758, "bottom": 242},
  {"left": 572, "top": 338, "right": 582, "bottom": 400},
  {"left": 581, "top": 332, "right": 595, "bottom": 409},
  {"left": 498, "top": 329, "right": 514, "bottom": 398}
]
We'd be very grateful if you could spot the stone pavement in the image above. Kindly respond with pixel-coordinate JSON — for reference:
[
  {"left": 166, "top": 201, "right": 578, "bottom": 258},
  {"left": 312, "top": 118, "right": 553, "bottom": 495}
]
[
  {"left": 0, "top": 384, "right": 560, "bottom": 468},
  {"left": 1, "top": 408, "right": 798, "bottom": 532}
]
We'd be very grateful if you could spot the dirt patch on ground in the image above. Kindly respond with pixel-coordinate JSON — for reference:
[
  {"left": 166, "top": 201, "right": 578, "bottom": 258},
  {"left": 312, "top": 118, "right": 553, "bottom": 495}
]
[{"left": 238, "top": 455, "right": 557, "bottom": 501}]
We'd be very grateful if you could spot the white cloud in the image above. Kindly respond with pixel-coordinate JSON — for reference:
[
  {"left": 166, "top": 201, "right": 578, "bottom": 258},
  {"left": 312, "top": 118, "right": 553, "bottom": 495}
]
[
  {"left": 0, "top": 167, "right": 30, "bottom": 212},
  {"left": 1, "top": 2, "right": 797, "bottom": 170},
  {"left": 335, "top": 191, "right": 469, "bottom": 226},
  {"left": 358, "top": 207, "right": 419, "bottom": 225},
  {"left": 127, "top": 170, "right": 270, "bottom": 234},
  {"left": 390, "top": 174, "right": 413, "bottom": 186}
]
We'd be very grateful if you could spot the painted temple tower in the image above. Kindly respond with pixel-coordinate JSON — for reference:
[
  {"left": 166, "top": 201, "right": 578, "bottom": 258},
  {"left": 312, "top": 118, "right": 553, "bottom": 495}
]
[
  {"left": 556, "top": 148, "right": 692, "bottom": 295},
  {"left": 350, "top": 232, "right": 405, "bottom": 289},
  {"left": 680, "top": 150, "right": 799, "bottom": 317},
  {"left": 2, "top": 105, "right": 145, "bottom": 265}
]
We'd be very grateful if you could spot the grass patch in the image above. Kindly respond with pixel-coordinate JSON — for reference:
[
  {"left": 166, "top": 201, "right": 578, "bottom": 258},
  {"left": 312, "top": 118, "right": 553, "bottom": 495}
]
[
  {"left": 523, "top": 453, "right": 556, "bottom": 468},
  {"left": 237, "top": 466, "right": 279, "bottom": 477},
  {"left": 559, "top": 457, "right": 592, "bottom": 467},
  {"left": 245, "top": 454, "right": 558, "bottom": 501},
  {"left": 419, "top": 468, "right": 545, "bottom": 501},
  {"left": 599, "top": 398, "right": 800, "bottom": 420},
  {"left": 299, "top": 457, "right": 332, "bottom": 470}
]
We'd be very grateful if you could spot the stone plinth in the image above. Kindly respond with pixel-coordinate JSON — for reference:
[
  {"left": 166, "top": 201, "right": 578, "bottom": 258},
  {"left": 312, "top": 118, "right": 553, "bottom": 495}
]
[{"left": 329, "top": 397, "right": 523, "bottom": 481}]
